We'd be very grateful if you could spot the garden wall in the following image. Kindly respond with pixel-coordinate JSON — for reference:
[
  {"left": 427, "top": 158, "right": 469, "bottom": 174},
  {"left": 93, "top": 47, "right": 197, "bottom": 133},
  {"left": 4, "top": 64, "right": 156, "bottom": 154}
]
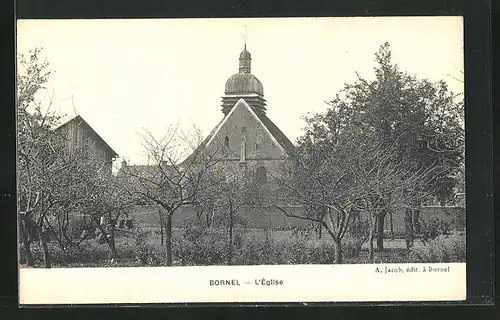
[
  {"left": 130, "top": 205, "right": 465, "bottom": 231},
  {"left": 382, "top": 206, "right": 466, "bottom": 232},
  {"left": 131, "top": 205, "right": 311, "bottom": 229}
]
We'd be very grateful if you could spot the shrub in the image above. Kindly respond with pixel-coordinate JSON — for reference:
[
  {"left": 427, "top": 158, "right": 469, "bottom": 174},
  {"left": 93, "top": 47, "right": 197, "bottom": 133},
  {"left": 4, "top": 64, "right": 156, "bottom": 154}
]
[
  {"left": 19, "top": 240, "right": 114, "bottom": 267},
  {"left": 308, "top": 242, "right": 337, "bottom": 264},
  {"left": 182, "top": 223, "right": 205, "bottom": 243},
  {"left": 342, "top": 236, "right": 364, "bottom": 259},
  {"left": 173, "top": 225, "right": 231, "bottom": 266},
  {"left": 135, "top": 244, "right": 163, "bottom": 266},
  {"left": 409, "top": 233, "right": 466, "bottom": 263},
  {"left": 378, "top": 250, "right": 410, "bottom": 264},
  {"left": 232, "top": 233, "right": 340, "bottom": 265},
  {"left": 420, "top": 217, "right": 452, "bottom": 242},
  {"left": 278, "top": 237, "right": 312, "bottom": 264},
  {"left": 343, "top": 216, "right": 369, "bottom": 258},
  {"left": 133, "top": 227, "right": 163, "bottom": 266},
  {"left": 233, "top": 233, "right": 283, "bottom": 265},
  {"left": 290, "top": 226, "right": 314, "bottom": 240}
]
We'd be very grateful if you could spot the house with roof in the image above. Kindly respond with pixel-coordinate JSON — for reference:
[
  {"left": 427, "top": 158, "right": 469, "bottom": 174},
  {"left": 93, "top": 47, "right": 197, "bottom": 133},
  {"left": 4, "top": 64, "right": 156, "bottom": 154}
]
[{"left": 55, "top": 115, "right": 118, "bottom": 176}]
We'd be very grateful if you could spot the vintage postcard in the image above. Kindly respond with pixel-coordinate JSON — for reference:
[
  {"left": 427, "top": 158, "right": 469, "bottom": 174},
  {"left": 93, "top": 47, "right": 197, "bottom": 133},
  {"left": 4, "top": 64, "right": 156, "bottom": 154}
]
[{"left": 16, "top": 17, "right": 465, "bottom": 305}]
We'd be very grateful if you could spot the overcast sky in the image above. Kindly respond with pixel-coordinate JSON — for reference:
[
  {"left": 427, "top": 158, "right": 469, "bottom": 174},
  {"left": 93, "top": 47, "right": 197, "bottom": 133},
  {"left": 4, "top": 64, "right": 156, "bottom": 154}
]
[{"left": 17, "top": 17, "right": 464, "bottom": 168}]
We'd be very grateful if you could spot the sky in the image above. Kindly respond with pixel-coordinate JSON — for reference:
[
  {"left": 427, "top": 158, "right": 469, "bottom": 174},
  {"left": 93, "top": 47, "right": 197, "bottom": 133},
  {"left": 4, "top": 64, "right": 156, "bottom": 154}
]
[{"left": 16, "top": 17, "right": 464, "bottom": 169}]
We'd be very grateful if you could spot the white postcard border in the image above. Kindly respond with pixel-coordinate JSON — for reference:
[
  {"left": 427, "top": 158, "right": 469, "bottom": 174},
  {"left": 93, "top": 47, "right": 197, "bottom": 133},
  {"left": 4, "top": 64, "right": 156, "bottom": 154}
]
[{"left": 19, "top": 263, "right": 466, "bottom": 305}]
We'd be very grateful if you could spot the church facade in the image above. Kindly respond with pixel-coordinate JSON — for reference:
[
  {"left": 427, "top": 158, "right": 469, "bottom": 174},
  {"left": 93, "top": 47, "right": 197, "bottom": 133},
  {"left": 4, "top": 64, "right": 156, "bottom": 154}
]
[
  {"left": 122, "top": 43, "right": 304, "bottom": 230},
  {"left": 191, "top": 44, "right": 296, "bottom": 185}
]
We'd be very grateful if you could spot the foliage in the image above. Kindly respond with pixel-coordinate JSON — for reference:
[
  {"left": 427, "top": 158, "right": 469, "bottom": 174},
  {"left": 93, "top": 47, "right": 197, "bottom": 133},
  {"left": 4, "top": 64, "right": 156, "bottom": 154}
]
[
  {"left": 419, "top": 217, "right": 452, "bottom": 242},
  {"left": 409, "top": 233, "right": 466, "bottom": 263},
  {"left": 300, "top": 42, "right": 464, "bottom": 205},
  {"left": 232, "top": 233, "right": 363, "bottom": 265},
  {"left": 343, "top": 216, "right": 370, "bottom": 256},
  {"left": 17, "top": 47, "right": 134, "bottom": 267},
  {"left": 174, "top": 229, "right": 231, "bottom": 266},
  {"left": 20, "top": 224, "right": 465, "bottom": 267},
  {"left": 280, "top": 42, "right": 464, "bottom": 256},
  {"left": 18, "top": 48, "right": 99, "bottom": 266}
]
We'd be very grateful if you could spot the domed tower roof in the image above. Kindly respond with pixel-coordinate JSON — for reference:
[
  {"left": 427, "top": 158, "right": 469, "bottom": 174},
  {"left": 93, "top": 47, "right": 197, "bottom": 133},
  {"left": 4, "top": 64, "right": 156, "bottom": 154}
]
[
  {"left": 239, "top": 47, "right": 251, "bottom": 60},
  {"left": 224, "top": 73, "right": 263, "bottom": 96},
  {"left": 222, "top": 44, "right": 267, "bottom": 115},
  {"left": 224, "top": 44, "right": 264, "bottom": 96}
]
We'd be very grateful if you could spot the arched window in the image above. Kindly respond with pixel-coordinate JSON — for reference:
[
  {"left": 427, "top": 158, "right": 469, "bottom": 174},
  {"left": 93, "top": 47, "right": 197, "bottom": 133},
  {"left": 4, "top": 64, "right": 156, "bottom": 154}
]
[
  {"left": 224, "top": 136, "right": 230, "bottom": 149},
  {"left": 255, "top": 166, "right": 267, "bottom": 184}
]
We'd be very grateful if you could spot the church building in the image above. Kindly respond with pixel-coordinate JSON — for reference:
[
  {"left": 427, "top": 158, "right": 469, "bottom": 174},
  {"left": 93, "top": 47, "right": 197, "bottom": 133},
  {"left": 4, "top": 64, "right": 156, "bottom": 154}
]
[{"left": 190, "top": 43, "right": 296, "bottom": 184}]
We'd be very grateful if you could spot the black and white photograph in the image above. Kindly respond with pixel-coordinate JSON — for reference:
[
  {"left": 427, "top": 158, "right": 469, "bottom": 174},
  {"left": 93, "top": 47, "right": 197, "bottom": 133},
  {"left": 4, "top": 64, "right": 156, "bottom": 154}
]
[{"left": 17, "top": 17, "right": 466, "bottom": 304}]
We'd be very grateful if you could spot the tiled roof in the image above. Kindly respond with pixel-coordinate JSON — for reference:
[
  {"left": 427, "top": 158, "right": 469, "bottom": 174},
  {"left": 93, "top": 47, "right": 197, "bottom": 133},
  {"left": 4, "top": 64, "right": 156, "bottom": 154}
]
[
  {"left": 255, "top": 112, "right": 296, "bottom": 157},
  {"left": 182, "top": 118, "right": 224, "bottom": 165}
]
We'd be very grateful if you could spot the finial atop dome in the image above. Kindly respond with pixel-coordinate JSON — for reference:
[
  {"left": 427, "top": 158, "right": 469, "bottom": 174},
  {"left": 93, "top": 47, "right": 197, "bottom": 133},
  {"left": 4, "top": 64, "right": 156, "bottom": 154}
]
[
  {"left": 239, "top": 25, "right": 251, "bottom": 73},
  {"left": 222, "top": 27, "right": 266, "bottom": 115},
  {"left": 242, "top": 24, "right": 248, "bottom": 49}
]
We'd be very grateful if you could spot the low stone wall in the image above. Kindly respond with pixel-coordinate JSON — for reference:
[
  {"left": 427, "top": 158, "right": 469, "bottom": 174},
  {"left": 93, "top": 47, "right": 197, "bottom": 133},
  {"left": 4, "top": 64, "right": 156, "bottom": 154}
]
[
  {"left": 130, "top": 205, "right": 465, "bottom": 231},
  {"left": 131, "top": 205, "right": 311, "bottom": 229},
  {"left": 382, "top": 206, "right": 466, "bottom": 232}
]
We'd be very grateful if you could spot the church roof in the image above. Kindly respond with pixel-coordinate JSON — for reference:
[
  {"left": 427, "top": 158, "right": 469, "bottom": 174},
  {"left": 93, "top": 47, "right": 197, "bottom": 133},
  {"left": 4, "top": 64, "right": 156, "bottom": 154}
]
[
  {"left": 224, "top": 44, "right": 264, "bottom": 96},
  {"left": 255, "top": 112, "right": 296, "bottom": 156},
  {"left": 185, "top": 41, "right": 296, "bottom": 164},
  {"left": 225, "top": 73, "right": 263, "bottom": 96},
  {"left": 239, "top": 48, "right": 251, "bottom": 60},
  {"left": 181, "top": 118, "right": 225, "bottom": 166}
]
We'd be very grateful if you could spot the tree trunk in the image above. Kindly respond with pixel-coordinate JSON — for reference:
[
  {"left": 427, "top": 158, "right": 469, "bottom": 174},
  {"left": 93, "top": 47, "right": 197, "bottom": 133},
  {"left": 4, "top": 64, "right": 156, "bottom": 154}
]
[
  {"left": 40, "top": 231, "right": 51, "bottom": 268},
  {"left": 165, "top": 213, "right": 173, "bottom": 266},
  {"left": 96, "top": 220, "right": 117, "bottom": 260},
  {"left": 158, "top": 209, "right": 164, "bottom": 246},
  {"left": 368, "top": 214, "right": 376, "bottom": 263},
  {"left": 318, "top": 223, "right": 322, "bottom": 239},
  {"left": 413, "top": 209, "right": 421, "bottom": 234},
  {"left": 333, "top": 239, "right": 342, "bottom": 264},
  {"left": 376, "top": 213, "right": 385, "bottom": 252},
  {"left": 109, "top": 227, "right": 117, "bottom": 260},
  {"left": 404, "top": 208, "right": 414, "bottom": 250},
  {"left": 19, "top": 218, "right": 34, "bottom": 266},
  {"left": 209, "top": 209, "right": 215, "bottom": 230},
  {"left": 228, "top": 211, "right": 234, "bottom": 265},
  {"left": 389, "top": 211, "right": 395, "bottom": 241},
  {"left": 22, "top": 239, "right": 34, "bottom": 266}
]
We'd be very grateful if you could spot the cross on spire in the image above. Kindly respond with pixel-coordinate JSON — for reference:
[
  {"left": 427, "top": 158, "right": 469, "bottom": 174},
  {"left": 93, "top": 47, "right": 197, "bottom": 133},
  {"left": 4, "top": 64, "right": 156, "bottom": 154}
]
[{"left": 241, "top": 24, "right": 248, "bottom": 49}]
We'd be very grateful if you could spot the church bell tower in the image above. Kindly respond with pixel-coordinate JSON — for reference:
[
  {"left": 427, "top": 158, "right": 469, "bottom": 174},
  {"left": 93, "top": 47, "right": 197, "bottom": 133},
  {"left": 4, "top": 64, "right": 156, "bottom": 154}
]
[{"left": 221, "top": 37, "right": 267, "bottom": 116}]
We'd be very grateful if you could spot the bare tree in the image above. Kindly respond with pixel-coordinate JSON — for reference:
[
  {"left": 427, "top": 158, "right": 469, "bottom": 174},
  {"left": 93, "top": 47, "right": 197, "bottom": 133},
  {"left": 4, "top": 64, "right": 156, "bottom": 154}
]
[
  {"left": 200, "top": 163, "right": 262, "bottom": 264},
  {"left": 17, "top": 48, "right": 120, "bottom": 267},
  {"left": 273, "top": 131, "right": 433, "bottom": 264},
  {"left": 84, "top": 173, "right": 138, "bottom": 260},
  {"left": 120, "top": 125, "right": 224, "bottom": 266},
  {"left": 272, "top": 133, "right": 369, "bottom": 264}
]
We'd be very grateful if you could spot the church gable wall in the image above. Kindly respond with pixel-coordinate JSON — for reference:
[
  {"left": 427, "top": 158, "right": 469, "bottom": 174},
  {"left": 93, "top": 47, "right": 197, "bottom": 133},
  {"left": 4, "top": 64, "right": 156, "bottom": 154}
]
[{"left": 205, "top": 101, "right": 286, "bottom": 161}]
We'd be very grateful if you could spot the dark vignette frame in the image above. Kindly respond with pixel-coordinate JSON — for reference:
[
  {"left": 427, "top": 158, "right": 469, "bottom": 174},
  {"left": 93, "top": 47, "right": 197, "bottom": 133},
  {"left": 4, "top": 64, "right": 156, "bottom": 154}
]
[{"left": 0, "top": 0, "right": 493, "bottom": 315}]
